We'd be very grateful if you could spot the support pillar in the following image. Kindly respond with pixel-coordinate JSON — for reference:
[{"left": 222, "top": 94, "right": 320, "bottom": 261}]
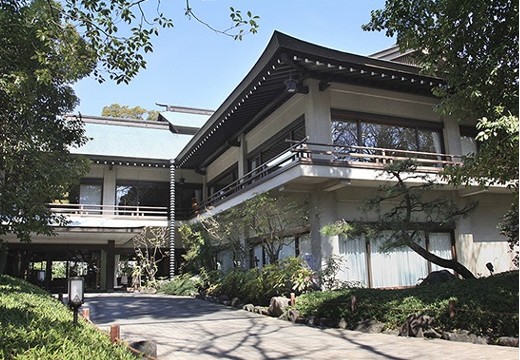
[{"left": 106, "top": 240, "right": 115, "bottom": 291}]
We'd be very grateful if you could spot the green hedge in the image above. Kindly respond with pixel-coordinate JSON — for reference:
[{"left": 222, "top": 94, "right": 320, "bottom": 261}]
[
  {"left": 0, "top": 275, "right": 135, "bottom": 360},
  {"left": 295, "top": 271, "right": 519, "bottom": 338}
]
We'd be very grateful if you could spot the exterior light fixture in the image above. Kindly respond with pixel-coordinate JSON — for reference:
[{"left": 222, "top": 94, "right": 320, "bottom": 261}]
[
  {"left": 68, "top": 277, "right": 84, "bottom": 325},
  {"left": 284, "top": 76, "right": 298, "bottom": 93}
]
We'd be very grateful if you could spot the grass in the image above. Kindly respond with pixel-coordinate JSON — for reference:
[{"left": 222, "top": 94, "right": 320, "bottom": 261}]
[{"left": 0, "top": 275, "right": 136, "bottom": 360}]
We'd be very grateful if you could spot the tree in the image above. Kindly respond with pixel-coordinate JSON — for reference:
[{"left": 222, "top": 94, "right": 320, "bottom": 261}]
[
  {"left": 363, "top": 0, "right": 519, "bottom": 264},
  {"left": 239, "top": 193, "right": 309, "bottom": 264},
  {"left": 132, "top": 226, "right": 169, "bottom": 288},
  {"left": 0, "top": 0, "right": 258, "bottom": 250},
  {"left": 322, "top": 160, "right": 477, "bottom": 279},
  {"left": 0, "top": 0, "right": 91, "bottom": 244},
  {"left": 102, "top": 103, "right": 160, "bottom": 120}
]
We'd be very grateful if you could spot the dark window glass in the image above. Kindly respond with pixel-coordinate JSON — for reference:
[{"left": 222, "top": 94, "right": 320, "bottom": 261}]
[{"left": 115, "top": 181, "right": 168, "bottom": 209}]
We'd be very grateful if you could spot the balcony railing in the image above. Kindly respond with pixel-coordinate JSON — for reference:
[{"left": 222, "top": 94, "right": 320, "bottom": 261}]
[
  {"left": 294, "top": 140, "right": 463, "bottom": 169},
  {"left": 47, "top": 203, "right": 168, "bottom": 218},
  {"left": 200, "top": 138, "right": 462, "bottom": 210}
]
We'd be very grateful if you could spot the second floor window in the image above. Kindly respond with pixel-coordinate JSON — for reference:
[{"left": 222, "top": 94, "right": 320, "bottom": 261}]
[
  {"left": 115, "top": 181, "right": 168, "bottom": 209},
  {"left": 331, "top": 118, "right": 444, "bottom": 154}
]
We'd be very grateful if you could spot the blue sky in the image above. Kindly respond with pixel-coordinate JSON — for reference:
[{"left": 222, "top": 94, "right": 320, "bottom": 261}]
[{"left": 73, "top": 1, "right": 394, "bottom": 116}]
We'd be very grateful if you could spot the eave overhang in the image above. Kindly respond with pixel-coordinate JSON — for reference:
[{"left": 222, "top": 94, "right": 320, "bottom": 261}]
[{"left": 175, "top": 31, "right": 444, "bottom": 170}]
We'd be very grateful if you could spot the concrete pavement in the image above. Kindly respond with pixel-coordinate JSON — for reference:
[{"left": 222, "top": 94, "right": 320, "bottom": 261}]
[{"left": 85, "top": 293, "right": 519, "bottom": 360}]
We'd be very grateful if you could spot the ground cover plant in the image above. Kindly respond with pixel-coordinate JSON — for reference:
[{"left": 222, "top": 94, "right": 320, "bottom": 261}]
[
  {"left": 158, "top": 273, "right": 201, "bottom": 296},
  {"left": 294, "top": 270, "right": 519, "bottom": 340},
  {"left": 0, "top": 275, "right": 135, "bottom": 360}
]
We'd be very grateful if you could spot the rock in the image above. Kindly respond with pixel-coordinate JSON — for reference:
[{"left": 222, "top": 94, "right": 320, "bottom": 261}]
[
  {"left": 243, "top": 303, "right": 255, "bottom": 312},
  {"left": 399, "top": 314, "right": 435, "bottom": 337},
  {"left": 268, "top": 296, "right": 290, "bottom": 317},
  {"left": 441, "top": 330, "right": 487, "bottom": 344},
  {"left": 222, "top": 300, "right": 231, "bottom": 306},
  {"left": 318, "top": 318, "right": 330, "bottom": 328},
  {"left": 129, "top": 340, "right": 157, "bottom": 358},
  {"left": 288, "top": 309, "right": 303, "bottom": 324},
  {"left": 254, "top": 306, "right": 270, "bottom": 315},
  {"left": 496, "top": 337, "right": 519, "bottom": 347},
  {"left": 418, "top": 270, "right": 457, "bottom": 286},
  {"left": 338, "top": 317, "right": 348, "bottom": 329},
  {"left": 354, "top": 319, "right": 385, "bottom": 333},
  {"left": 218, "top": 294, "right": 230, "bottom": 303},
  {"left": 305, "top": 316, "right": 316, "bottom": 326},
  {"left": 231, "top": 297, "right": 242, "bottom": 308}
]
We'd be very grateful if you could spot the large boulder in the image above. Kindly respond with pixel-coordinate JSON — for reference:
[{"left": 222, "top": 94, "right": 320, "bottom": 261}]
[
  {"left": 418, "top": 270, "right": 457, "bottom": 286},
  {"left": 268, "top": 296, "right": 290, "bottom": 317},
  {"left": 399, "top": 314, "right": 435, "bottom": 337},
  {"left": 354, "top": 319, "right": 385, "bottom": 333}
]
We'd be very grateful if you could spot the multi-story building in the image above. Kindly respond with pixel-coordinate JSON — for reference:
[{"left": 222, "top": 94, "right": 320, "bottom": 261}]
[
  {"left": 3, "top": 31, "right": 515, "bottom": 291},
  {"left": 172, "top": 31, "right": 515, "bottom": 287},
  {"left": 3, "top": 110, "right": 209, "bottom": 291}
]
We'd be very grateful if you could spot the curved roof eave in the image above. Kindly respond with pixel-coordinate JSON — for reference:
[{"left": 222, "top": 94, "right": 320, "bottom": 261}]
[{"left": 175, "top": 31, "right": 443, "bottom": 169}]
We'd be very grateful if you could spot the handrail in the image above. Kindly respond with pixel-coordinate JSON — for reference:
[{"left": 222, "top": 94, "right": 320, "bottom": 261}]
[{"left": 47, "top": 203, "right": 168, "bottom": 217}]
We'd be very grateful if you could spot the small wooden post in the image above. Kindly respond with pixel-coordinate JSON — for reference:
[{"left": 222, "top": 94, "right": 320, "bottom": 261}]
[
  {"left": 82, "top": 307, "right": 90, "bottom": 321},
  {"left": 110, "top": 324, "right": 120, "bottom": 343},
  {"left": 290, "top": 292, "right": 296, "bottom": 306},
  {"left": 449, "top": 300, "right": 456, "bottom": 319},
  {"left": 351, "top": 295, "right": 357, "bottom": 313}
]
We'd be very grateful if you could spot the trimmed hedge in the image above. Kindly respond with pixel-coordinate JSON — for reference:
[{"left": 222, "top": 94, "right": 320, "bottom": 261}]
[
  {"left": 295, "top": 271, "right": 519, "bottom": 339},
  {"left": 0, "top": 275, "right": 135, "bottom": 360}
]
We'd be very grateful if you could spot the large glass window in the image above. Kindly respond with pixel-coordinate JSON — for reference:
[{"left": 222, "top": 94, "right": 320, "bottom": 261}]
[
  {"left": 339, "top": 231, "right": 453, "bottom": 288},
  {"left": 115, "top": 181, "right": 168, "bottom": 209},
  {"left": 247, "top": 120, "right": 306, "bottom": 173},
  {"left": 331, "top": 114, "right": 444, "bottom": 159},
  {"left": 68, "top": 179, "right": 102, "bottom": 205}
]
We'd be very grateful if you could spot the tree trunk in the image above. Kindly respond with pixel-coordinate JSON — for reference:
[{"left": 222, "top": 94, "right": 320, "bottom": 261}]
[{"left": 407, "top": 241, "right": 476, "bottom": 279}]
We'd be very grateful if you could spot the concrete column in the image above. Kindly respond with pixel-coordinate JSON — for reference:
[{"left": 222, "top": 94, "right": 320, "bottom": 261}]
[
  {"left": 102, "top": 165, "right": 117, "bottom": 215},
  {"left": 202, "top": 174, "right": 208, "bottom": 202},
  {"left": 304, "top": 79, "right": 332, "bottom": 144},
  {"left": 106, "top": 240, "right": 115, "bottom": 291},
  {"left": 309, "top": 190, "right": 338, "bottom": 272},
  {"left": 238, "top": 133, "right": 247, "bottom": 178},
  {"left": 443, "top": 117, "right": 462, "bottom": 157}
]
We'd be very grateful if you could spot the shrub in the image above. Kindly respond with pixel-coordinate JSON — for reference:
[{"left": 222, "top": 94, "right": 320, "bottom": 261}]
[
  {"left": 205, "top": 257, "right": 314, "bottom": 305},
  {"left": 158, "top": 274, "right": 201, "bottom": 296},
  {"left": 0, "top": 275, "right": 135, "bottom": 359},
  {"left": 295, "top": 271, "right": 519, "bottom": 338}
]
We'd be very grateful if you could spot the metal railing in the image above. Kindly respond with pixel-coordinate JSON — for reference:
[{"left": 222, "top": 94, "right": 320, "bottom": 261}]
[{"left": 47, "top": 203, "right": 168, "bottom": 218}]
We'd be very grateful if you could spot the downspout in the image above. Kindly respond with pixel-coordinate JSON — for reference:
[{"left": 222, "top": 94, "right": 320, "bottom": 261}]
[{"left": 169, "top": 159, "right": 176, "bottom": 279}]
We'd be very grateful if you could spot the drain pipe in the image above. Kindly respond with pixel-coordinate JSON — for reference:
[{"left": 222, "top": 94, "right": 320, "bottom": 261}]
[{"left": 169, "top": 159, "right": 176, "bottom": 279}]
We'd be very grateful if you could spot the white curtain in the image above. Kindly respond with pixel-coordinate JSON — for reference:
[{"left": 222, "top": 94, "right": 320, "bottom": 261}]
[
  {"left": 339, "top": 236, "right": 369, "bottom": 286},
  {"left": 370, "top": 235, "right": 428, "bottom": 287},
  {"left": 429, "top": 233, "right": 453, "bottom": 273}
]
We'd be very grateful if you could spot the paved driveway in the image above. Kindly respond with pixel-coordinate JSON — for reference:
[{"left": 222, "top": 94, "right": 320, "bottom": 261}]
[{"left": 85, "top": 293, "right": 518, "bottom": 360}]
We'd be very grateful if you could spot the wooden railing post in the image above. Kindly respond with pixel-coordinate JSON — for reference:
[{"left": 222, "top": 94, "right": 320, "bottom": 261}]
[
  {"left": 110, "top": 324, "right": 120, "bottom": 343},
  {"left": 449, "top": 300, "right": 456, "bottom": 319},
  {"left": 351, "top": 295, "right": 357, "bottom": 313}
]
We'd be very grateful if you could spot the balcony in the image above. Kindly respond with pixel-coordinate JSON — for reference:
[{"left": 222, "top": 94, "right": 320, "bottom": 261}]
[
  {"left": 47, "top": 203, "right": 168, "bottom": 219},
  {"left": 198, "top": 139, "right": 462, "bottom": 212}
]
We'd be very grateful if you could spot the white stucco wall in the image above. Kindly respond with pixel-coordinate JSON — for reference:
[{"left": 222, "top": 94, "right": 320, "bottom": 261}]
[{"left": 455, "top": 193, "right": 515, "bottom": 276}]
